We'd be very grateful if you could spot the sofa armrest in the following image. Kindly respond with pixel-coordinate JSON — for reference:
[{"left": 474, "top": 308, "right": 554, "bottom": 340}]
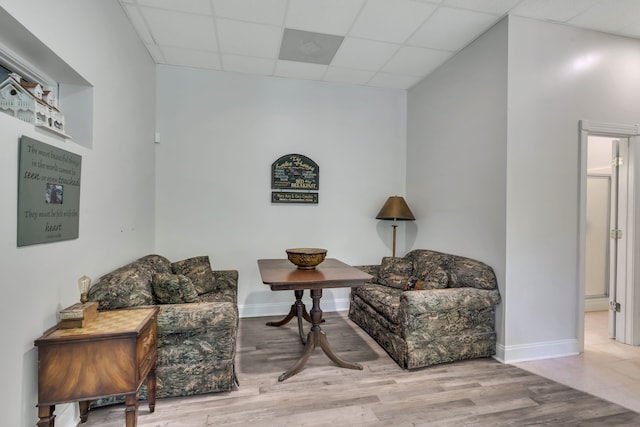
[
  {"left": 354, "top": 265, "right": 380, "bottom": 283},
  {"left": 156, "top": 301, "right": 238, "bottom": 335},
  {"left": 401, "top": 287, "right": 501, "bottom": 316},
  {"left": 399, "top": 288, "right": 500, "bottom": 341}
]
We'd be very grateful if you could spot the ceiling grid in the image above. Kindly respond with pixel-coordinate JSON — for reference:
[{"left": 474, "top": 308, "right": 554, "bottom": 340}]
[{"left": 119, "top": 0, "right": 640, "bottom": 90}]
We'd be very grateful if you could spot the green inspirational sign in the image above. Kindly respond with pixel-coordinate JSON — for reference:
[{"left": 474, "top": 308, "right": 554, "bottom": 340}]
[
  {"left": 17, "top": 136, "right": 81, "bottom": 246},
  {"left": 271, "top": 154, "right": 319, "bottom": 190}
]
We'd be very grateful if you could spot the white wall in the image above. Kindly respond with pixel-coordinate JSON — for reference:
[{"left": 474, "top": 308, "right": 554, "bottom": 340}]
[
  {"left": 408, "top": 15, "right": 640, "bottom": 363},
  {"left": 504, "top": 16, "right": 640, "bottom": 361},
  {"left": 155, "top": 66, "right": 407, "bottom": 317},
  {"left": 0, "top": 2, "right": 156, "bottom": 426},
  {"left": 407, "top": 19, "right": 508, "bottom": 349}
]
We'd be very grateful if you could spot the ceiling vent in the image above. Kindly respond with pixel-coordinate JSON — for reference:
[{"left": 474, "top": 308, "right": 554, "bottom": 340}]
[{"left": 278, "top": 28, "right": 344, "bottom": 65}]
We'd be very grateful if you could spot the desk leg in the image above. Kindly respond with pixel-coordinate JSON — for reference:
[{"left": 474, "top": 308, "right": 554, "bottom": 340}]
[
  {"left": 278, "top": 288, "right": 362, "bottom": 382},
  {"left": 79, "top": 401, "right": 90, "bottom": 423},
  {"left": 37, "top": 405, "right": 55, "bottom": 427},
  {"left": 147, "top": 366, "right": 157, "bottom": 413},
  {"left": 124, "top": 394, "right": 138, "bottom": 427}
]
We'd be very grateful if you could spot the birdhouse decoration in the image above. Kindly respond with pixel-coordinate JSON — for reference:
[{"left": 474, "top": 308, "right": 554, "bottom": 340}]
[{"left": 0, "top": 73, "right": 67, "bottom": 137}]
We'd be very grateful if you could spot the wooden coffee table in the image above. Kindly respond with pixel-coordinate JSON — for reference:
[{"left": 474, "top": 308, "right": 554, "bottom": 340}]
[{"left": 257, "top": 258, "right": 372, "bottom": 381}]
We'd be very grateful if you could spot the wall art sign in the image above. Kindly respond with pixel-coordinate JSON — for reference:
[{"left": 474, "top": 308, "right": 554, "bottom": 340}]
[
  {"left": 17, "top": 135, "right": 81, "bottom": 246},
  {"left": 271, "top": 154, "right": 319, "bottom": 204},
  {"left": 271, "top": 192, "right": 318, "bottom": 204}
]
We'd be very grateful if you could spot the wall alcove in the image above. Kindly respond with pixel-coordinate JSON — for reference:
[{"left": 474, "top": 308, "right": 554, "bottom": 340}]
[{"left": 0, "top": 6, "right": 94, "bottom": 147}]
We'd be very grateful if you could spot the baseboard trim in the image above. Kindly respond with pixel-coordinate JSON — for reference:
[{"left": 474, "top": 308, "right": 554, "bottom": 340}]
[
  {"left": 239, "top": 298, "right": 351, "bottom": 318},
  {"left": 494, "top": 338, "right": 579, "bottom": 364}
]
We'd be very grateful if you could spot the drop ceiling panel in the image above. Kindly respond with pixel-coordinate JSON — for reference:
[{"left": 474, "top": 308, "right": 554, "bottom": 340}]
[
  {"left": 141, "top": 7, "right": 217, "bottom": 50},
  {"left": 213, "top": 0, "right": 287, "bottom": 26},
  {"left": 216, "top": 19, "right": 281, "bottom": 57},
  {"left": 222, "top": 54, "right": 276, "bottom": 75},
  {"left": 331, "top": 38, "right": 400, "bottom": 70},
  {"left": 569, "top": 0, "right": 640, "bottom": 33},
  {"left": 444, "top": 0, "right": 521, "bottom": 15},
  {"left": 137, "top": 0, "right": 212, "bottom": 15},
  {"left": 510, "top": 0, "right": 601, "bottom": 22},
  {"left": 119, "top": 0, "right": 640, "bottom": 90},
  {"left": 274, "top": 60, "right": 328, "bottom": 80},
  {"left": 162, "top": 47, "right": 221, "bottom": 69},
  {"left": 383, "top": 46, "right": 452, "bottom": 76},
  {"left": 323, "top": 66, "right": 375, "bottom": 85},
  {"left": 350, "top": 0, "right": 438, "bottom": 43},
  {"left": 369, "top": 72, "right": 421, "bottom": 89},
  {"left": 410, "top": 7, "right": 499, "bottom": 51},
  {"left": 286, "top": 0, "right": 365, "bottom": 36}
]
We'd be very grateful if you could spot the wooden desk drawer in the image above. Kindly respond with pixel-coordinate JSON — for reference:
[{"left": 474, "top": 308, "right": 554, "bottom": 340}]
[{"left": 136, "top": 315, "right": 157, "bottom": 379}]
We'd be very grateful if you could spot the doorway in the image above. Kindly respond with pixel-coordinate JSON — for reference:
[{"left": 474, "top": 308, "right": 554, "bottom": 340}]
[
  {"left": 585, "top": 136, "right": 618, "bottom": 339},
  {"left": 579, "top": 120, "right": 638, "bottom": 349}
]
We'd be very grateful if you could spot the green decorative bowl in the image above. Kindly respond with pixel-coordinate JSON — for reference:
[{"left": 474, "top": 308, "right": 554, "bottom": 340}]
[{"left": 286, "top": 248, "right": 327, "bottom": 270}]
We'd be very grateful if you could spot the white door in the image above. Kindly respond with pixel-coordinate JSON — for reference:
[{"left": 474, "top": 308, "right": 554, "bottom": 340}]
[
  {"left": 579, "top": 121, "right": 638, "bottom": 351},
  {"left": 585, "top": 175, "right": 610, "bottom": 305},
  {"left": 609, "top": 138, "right": 629, "bottom": 341}
]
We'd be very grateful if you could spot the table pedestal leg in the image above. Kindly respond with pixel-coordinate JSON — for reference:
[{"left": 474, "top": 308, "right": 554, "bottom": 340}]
[
  {"left": 278, "top": 288, "right": 362, "bottom": 382},
  {"left": 266, "top": 290, "right": 322, "bottom": 344}
]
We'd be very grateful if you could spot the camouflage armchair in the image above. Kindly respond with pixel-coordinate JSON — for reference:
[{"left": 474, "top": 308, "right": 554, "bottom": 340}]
[
  {"left": 87, "top": 254, "right": 238, "bottom": 403},
  {"left": 349, "top": 249, "right": 500, "bottom": 369}
]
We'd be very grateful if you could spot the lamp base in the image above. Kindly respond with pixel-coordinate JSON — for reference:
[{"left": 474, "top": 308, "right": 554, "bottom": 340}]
[{"left": 392, "top": 224, "right": 398, "bottom": 257}]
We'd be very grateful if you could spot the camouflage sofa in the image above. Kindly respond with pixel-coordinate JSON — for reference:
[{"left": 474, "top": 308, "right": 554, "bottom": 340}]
[
  {"left": 349, "top": 249, "right": 500, "bottom": 369},
  {"left": 87, "top": 254, "right": 238, "bottom": 401}
]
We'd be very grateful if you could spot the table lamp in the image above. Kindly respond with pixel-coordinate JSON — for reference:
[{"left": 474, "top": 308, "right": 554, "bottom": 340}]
[
  {"left": 78, "top": 275, "right": 91, "bottom": 303},
  {"left": 376, "top": 196, "right": 415, "bottom": 257}
]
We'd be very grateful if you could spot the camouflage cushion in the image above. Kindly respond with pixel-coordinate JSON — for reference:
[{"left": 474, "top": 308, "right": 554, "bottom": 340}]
[
  {"left": 411, "top": 260, "right": 448, "bottom": 289},
  {"left": 152, "top": 273, "right": 198, "bottom": 304},
  {"left": 378, "top": 257, "right": 413, "bottom": 289},
  {"left": 408, "top": 249, "right": 497, "bottom": 290},
  {"left": 447, "top": 257, "right": 497, "bottom": 290},
  {"left": 134, "top": 254, "right": 172, "bottom": 274},
  {"left": 88, "top": 254, "right": 173, "bottom": 310},
  {"left": 88, "top": 265, "right": 156, "bottom": 310},
  {"left": 171, "top": 256, "right": 216, "bottom": 295}
]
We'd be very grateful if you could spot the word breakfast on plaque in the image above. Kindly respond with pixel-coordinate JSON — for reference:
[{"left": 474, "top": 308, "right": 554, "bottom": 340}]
[{"left": 271, "top": 154, "right": 319, "bottom": 204}]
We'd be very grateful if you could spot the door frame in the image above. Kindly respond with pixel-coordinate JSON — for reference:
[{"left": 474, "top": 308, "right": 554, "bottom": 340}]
[{"left": 578, "top": 120, "right": 638, "bottom": 349}]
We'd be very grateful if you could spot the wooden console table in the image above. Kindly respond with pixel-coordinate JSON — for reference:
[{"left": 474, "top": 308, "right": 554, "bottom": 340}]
[{"left": 34, "top": 307, "right": 158, "bottom": 427}]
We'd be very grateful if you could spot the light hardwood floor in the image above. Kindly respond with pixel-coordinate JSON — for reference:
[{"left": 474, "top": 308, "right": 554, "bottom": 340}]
[
  {"left": 515, "top": 310, "right": 640, "bottom": 413},
  {"left": 80, "top": 310, "right": 640, "bottom": 426}
]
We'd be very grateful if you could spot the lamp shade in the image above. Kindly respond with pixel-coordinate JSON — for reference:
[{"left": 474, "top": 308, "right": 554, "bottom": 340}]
[{"left": 376, "top": 196, "right": 415, "bottom": 221}]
